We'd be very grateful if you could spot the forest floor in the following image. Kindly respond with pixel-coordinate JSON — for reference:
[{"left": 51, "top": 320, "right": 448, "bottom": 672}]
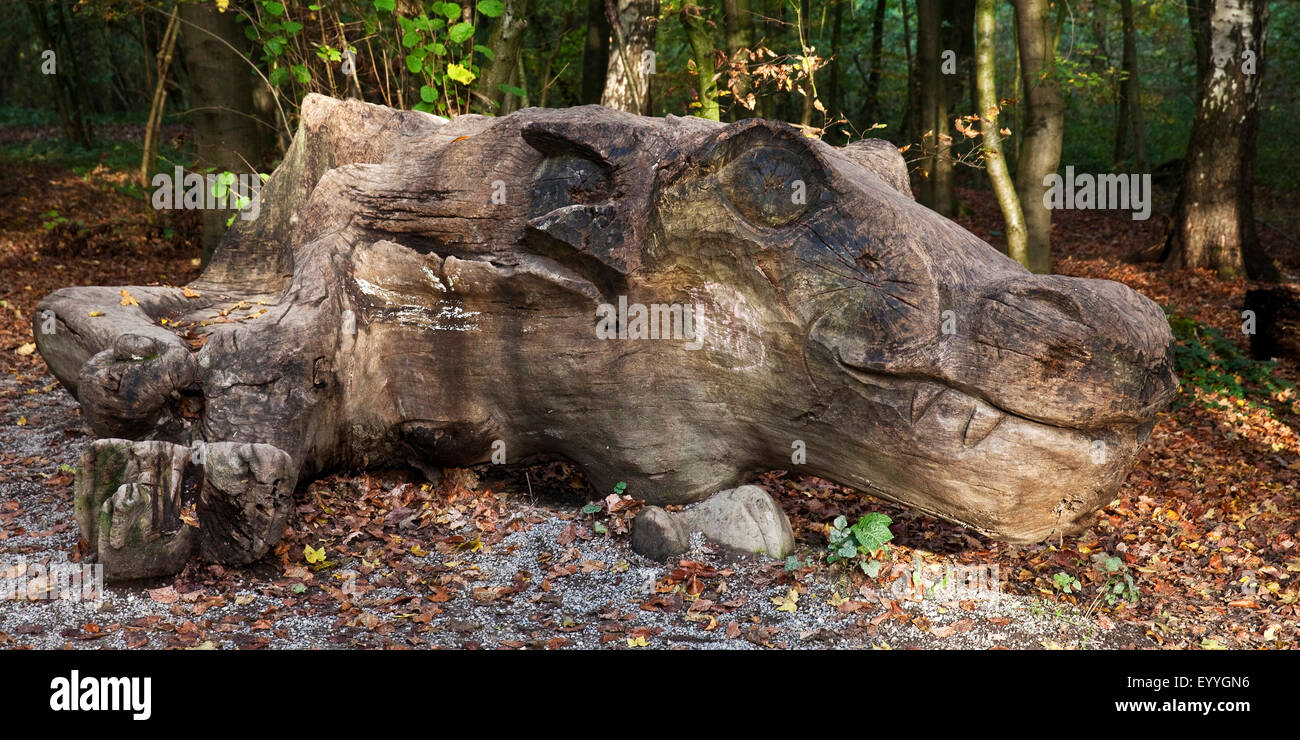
[{"left": 0, "top": 121, "right": 1298, "bottom": 650}]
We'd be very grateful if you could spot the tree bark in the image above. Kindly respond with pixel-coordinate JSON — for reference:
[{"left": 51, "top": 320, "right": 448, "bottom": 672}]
[
  {"left": 1163, "top": 0, "right": 1272, "bottom": 280},
  {"left": 1114, "top": 0, "right": 1147, "bottom": 169},
  {"left": 602, "top": 0, "right": 659, "bottom": 114},
  {"left": 865, "top": 0, "right": 887, "bottom": 125},
  {"left": 178, "top": 0, "right": 266, "bottom": 267},
  {"left": 917, "top": 0, "right": 955, "bottom": 216},
  {"left": 976, "top": 0, "right": 1027, "bottom": 266},
  {"left": 680, "top": 2, "right": 720, "bottom": 121},
  {"left": 475, "top": 0, "right": 531, "bottom": 114},
  {"left": 1012, "top": 0, "right": 1063, "bottom": 274},
  {"left": 581, "top": 0, "right": 611, "bottom": 104}
]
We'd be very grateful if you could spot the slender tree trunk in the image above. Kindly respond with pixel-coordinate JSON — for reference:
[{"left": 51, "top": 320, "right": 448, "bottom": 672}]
[
  {"left": 476, "top": 0, "right": 530, "bottom": 114},
  {"left": 901, "top": 0, "right": 918, "bottom": 141},
  {"left": 602, "top": 0, "right": 659, "bottom": 114},
  {"left": 827, "top": 0, "right": 843, "bottom": 119},
  {"left": 722, "top": 0, "right": 755, "bottom": 118},
  {"left": 976, "top": 0, "right": 1027, "bottom": 265},
  {"left": 1163, "top": 0, "right": 1272, "bottom": 279},
  {"left": 918, "top": 0, "right": 954, "bottom": 216},
  {"left": 178, "top": 1, "right": 265, "bottom": 266},
  {"left": 1114, "top": 0, "right": 1147, "bottom": 168},
  {"left": 680, "top": 3, "right": 720, "bottom": 121},
  {"left": 1012, "top": 0, "right": 1063, "bottom": 274},
  {"left": 141, "top": 6, "right": 180, "bottom": 190},
  {"left": 865, "top": 0, "right": 887, "bottom": 125},
  {"left": 582, "top": 0, "right": 611, "bottom": 104},
  {"left": 25, "top": 0, "right": 91, "bottom": 148}
]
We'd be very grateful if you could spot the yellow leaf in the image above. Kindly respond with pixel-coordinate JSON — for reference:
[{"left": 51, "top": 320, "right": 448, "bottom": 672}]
[
  {"left": 410, "top": 544, "right": 428, "bottom": 557},
  {"left": 87, "top": 311, "right": 104, "bottom": 317},
  {"left": 304, "top": 545, "right": 326, "bottom": 564},
  {"left": 183, "top": 287, "right": 201, "bottom": 298},
  {"left": 119, "top": 290, "right": 139, "bottom": 307},
  {"left": 15, "top": 342, "right": 35, "bottom": 356},
  {"left": 771, "top": 588, "right": 799, "bottom": 612},
  {"left": 627, "top": 635, "right": 649, "bottom": 647},
  {"left": 16, "top": 416, "right": 26, "bottom": 426}
]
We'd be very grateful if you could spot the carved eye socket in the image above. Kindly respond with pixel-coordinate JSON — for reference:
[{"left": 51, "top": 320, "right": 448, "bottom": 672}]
[{"left": 718, "top": 144, "right": 823, "bottom": 228}]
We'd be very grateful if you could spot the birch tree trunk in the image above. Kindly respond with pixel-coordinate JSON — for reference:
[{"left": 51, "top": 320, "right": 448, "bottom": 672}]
[{"left": 602, "top": 0, "right": 658, "bottom": 115}]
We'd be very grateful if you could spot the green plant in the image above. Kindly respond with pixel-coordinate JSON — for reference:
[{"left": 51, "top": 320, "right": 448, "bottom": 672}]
[
  {"left": 1095, "top": 554, "right": 1140, "bottom": 607},
  {"left": 1167, "top": 310, "right": 1293, "bottom": 414},
  {"left": 1052, "top": 571, "right": 1082, "bottom": 594},
  {"left": 41, "top": 209, "right": 69, "bottom": 230},
  {"left": 825, "top": 513, "right": 893, "bottom": 576}
]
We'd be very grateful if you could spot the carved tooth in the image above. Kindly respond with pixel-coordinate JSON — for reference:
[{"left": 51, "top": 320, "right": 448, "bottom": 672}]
[
  {"left": 910, "top": 384, "right": 945, "bottom": 424},
  {"left": 962, "top": 403, "right": 1004, "bottom": 447}
]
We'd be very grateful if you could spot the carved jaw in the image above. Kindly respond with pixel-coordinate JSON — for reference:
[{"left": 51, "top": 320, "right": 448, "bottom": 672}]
[{"left": 823, "top": 361, "right": 1160, "bottom": 542}]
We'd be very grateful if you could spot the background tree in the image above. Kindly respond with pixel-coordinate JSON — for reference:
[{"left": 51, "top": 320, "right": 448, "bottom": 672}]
[
  {"left": 602, "top": 0, "right": 659, "bottom": 114},
  {"left": 917, "top": 0, "right": 954, "bottom": 216},
  {"left": 975, "top": 0, "right": 1026, "bottom": 265},
  {"left": 1163, "top": 0, "right": 1272, "bottom": 279},
  {"left": 1012, "top": 0, "right": 1063, "bottom": 274}
]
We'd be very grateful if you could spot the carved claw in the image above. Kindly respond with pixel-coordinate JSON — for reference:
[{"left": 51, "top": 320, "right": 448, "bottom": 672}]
[{"left": 77, "top": 334, "right": 199, "bottom": 438}]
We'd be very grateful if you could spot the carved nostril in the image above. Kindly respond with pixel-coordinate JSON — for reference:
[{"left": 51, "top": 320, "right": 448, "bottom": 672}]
[{"left": 113, "top": 334, "right": 160, "bottom": 362}]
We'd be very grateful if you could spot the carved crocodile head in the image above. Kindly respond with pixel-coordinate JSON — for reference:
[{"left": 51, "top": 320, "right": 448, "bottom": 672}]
[{"left": 37, "top": 96, "right": 1178, "bottom": 580}]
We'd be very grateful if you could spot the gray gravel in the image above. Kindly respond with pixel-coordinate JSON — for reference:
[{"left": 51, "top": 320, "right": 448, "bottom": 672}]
[{"left": 1, "top": 372, "right": 1152, "bottom": 650}]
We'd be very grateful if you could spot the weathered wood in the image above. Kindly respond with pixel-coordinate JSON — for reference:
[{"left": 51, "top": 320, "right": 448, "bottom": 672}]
[{"left": 36, "top": 95, "right": 1177, "bottom": 578}]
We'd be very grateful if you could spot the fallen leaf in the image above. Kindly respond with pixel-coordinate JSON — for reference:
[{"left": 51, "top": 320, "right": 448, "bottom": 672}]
[
  {"left": 148, "top": 586, "right": 179, "bottom": 604},
  {"left": 15, "top": 343, "right": 35, "bottom": 356},
  {"left": 119, "top": 290, "right": 139, "bottom": 307},
  {"left": 771, "top": 588, "right": 799, "bottom": 613}
]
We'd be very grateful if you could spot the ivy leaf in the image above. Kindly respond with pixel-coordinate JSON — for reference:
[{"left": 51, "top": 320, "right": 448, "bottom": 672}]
[
  {"left": 448, "top": 21, "right": 475, "bottom": 44},
  {"left": 851, "top": 512, "right": 894, "bottom": 552},
  {"left": 477, "top": 0, "right": 505, "bottom": 17}
]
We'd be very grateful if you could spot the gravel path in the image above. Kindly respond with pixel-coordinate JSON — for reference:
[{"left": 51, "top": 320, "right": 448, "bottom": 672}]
[{"left": 0, "top": 372, "right": 1151, "bottom": 650}]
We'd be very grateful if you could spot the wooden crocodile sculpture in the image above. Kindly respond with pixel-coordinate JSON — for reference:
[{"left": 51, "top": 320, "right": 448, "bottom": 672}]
[{"left": 33, "top": 94, "right": 1178, "bottom": 579}]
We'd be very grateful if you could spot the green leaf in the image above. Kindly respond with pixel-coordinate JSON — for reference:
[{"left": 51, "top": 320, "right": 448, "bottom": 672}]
[
  {"left": 406, "top": 53, "right": 424, "bottom": 74},
  {"left": 837, "top": 542, "right": 857, "bottom": 559},
  {"left": 581, "top": 503, "right": 602, "bottom": 515},
  {"left": 476, "top": 0, "right": 505, "bottom": 17},
  {"left": 498, "top": 84, "right": 526, "bottom": 97},
  {"left": 473, "top": 44, "right": 495, "bottom": 61},
  {"left": 263, "top": 1, "right": 285, "bottom": 16},
  {"left": 1104, "top": 556, "right": 1121, "bottom": 573},
  {"left": 268, "top": 66, "right": 288, "bottom": 86},
  {"left": 263, "top": 37, "right": 286, "bottom": 57},
  {"left": 613, "top": 481, "right": 627, "bottom": 495},
  {"left": 832, "top": 515, "right": 847, "bottom": 530},
  {"left": 440, "top": 2, "right": 462, "bottom": 20},
  {"left": 373, "top": 0, "right": 396, "bottom": 11},
  {"left": 290, "top": 64, "right": 310, "bottom": 84},
  {"left": 593, "top": 521, "right": 608, "bottom": 534},
  {"left": 397, "top": 15, "right": 416, "bottom": 33},
  {"left": 413, "top": 101, "right": 437, "bottom": 113},
  {"left": 420, "top": 85, "right": 439, "bottom": 103},
  {"left": 282, "top": 20, "right": 303, "bottom": 35},
  {"left": 403, "top": 30, "right": 422, "bottom": 48},
  {"left": 860, "top": 559, "right": 884, "bottom": 578},
  {"left": 448, "top": 21, "right": 475, "bottom": 43},
  {"left": 850, "top": 512, "right": 894, "bottom": 552}
]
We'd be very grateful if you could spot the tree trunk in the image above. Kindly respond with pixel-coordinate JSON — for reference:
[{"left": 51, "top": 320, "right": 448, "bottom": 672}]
[
  {"left": 1163, "top": 0, "right": 1272, "bottom": 280},
  {"left": 178, "top": 1, "right": 266, "bottom": 267},
  {"left": 582, "top": 0, "right": 611, "bottom": 104},
  {"left": 976, "top": 0, "right": 1027, "bottom": 265},
  {"left": 25, "top": 0, "right": 92, "bottom": 148},
  {"left": 1012, "top": 0, "right": 1063, "bottom": 274},
  {"left": 827, "top": 0, "right": 844, "bottom": 119},
  {"left": 865, "top": 0, "right": 887, "bottom": 125},
  {"left": 680, "top": 3, "right": 720, "bottom": 120},
  {"left": 917, "top": 0, "right": 955, "bottom": 216},
  {"left": 722, "top": 0, "right": 755, "bottom": 118},
  {"left": 602, "top": 0, "right": 659, "bottom": 114},
  {"left": 475, "top": 0, "right": 530, "bottom": 114},
  {"left": 1114, "top": 0, "right": 1147, "bottom": 169},
  {"left": 141, "top": 6, "right": 180, "bottom": 190}
]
